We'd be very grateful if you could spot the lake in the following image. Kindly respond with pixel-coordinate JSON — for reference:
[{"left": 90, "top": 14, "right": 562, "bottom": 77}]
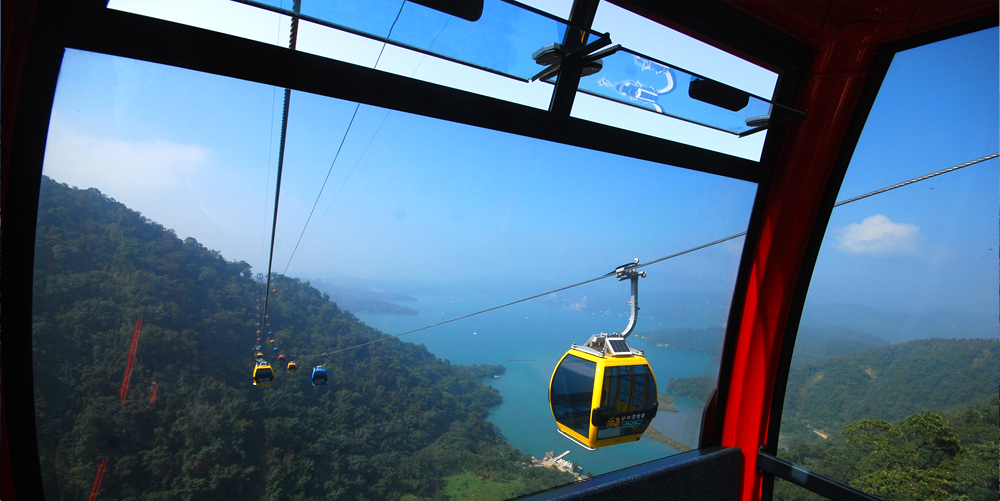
[{"left": 355, "top": 294, "right": 720, "bottom": 476}]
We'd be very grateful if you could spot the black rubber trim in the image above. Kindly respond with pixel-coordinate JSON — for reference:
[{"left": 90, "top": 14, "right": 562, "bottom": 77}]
[
  {"left": 514, "top": 446, "right": 739, "bottom": 501},
  {"left": 606, "top": 0, "right": 811, "bottom": 74},
  {"left": 2, "top": 1, "right": 818, "bottom": 499},
  {"left": 758, "top": 449, "right": 884, "bottom": 501}
]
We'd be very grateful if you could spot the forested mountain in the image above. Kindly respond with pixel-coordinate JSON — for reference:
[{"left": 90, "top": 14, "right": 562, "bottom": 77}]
[
  {"left": 775, "top": 397, "right": 999, "bottom": 501},
  {"left": 786, "top": 326, "right": 888, "bottom": 365},
  {"left": 779, "top": 338, "right": 998, "bottom": 446},
  {"left": 31, "top": 177, "right": 575, "bottom": 500},
  {"left": 773, "top": 338, "right": 998, "bottom": 500},
  {"left": 800, "top": 303, "right": 998, "bottom": 343}
]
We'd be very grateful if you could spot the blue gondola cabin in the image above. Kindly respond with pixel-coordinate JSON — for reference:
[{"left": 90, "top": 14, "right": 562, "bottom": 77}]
[{"left": 311, "top": 366, "right": 328, "bottom": 386}]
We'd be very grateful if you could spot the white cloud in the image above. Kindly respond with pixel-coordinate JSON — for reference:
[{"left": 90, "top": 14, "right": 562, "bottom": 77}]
[
  {"left": 835, "top": 214, "right": 921, "bottom": 256},
  {"left": 42, "top": 118, "right": 211, "bottom": 192}
]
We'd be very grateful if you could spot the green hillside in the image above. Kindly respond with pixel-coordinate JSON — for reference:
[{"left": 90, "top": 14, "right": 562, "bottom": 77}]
[
  {"left": 31, "top": 177, "right": 575, "bottom": 500},
  {"left": 779, "top": 338, "right": 999, "bottom": 446},
  {"left": 775, "top": 396, "right": 999, "bottom": 501},
  {"left": 787, "top": 326, "right": 889, "bottom": 365}
]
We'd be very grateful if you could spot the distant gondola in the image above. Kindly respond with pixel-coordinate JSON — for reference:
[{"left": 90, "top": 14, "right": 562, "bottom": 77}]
[
  {"left": 278, "top": 354, "right": 285, "bottom": 363},
  {"left": 252, "top": 360, "right": 274, "bottom": 386},
  {"left": 287, "top": 361, "right": 297, "bottom": 373},
  {"left": 549, "top": 261, "right": 658, "bottom": 450},
  {"left": 311, "top": 365, "right": 328, "bottom": 386}
]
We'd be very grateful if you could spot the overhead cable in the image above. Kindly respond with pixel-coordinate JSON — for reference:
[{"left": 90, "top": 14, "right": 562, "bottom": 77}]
[
  {"left": 281, "top": 2, "right": 406, "bottom": 275},
  {"left": 261, "top": 0, "right": 301, "bottom": 333},
  {"left": 832, "top": 152, "right": 998, "bottom": 207},
  {"left": 316, "top": 154, "right": 999, "bottom": 355},
  {"left": 282, "top": 103, "right": 361, "bottom": 275}
]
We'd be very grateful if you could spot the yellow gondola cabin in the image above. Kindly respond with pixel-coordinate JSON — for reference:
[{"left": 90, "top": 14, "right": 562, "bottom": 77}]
[
  {"left": 548, "top": 260, "right": 658, "bottom": 450},
  {"left": 253, "top": 360, "right": 274, "bottom": 386}
]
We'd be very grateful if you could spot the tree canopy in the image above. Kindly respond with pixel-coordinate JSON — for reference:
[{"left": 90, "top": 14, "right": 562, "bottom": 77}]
[{"left": 31, "top": 177, "right": 575, "bottom": 500}]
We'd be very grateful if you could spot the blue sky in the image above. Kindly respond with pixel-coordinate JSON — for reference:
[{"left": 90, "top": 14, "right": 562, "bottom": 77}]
[
  {"left": 805, "top": 27, "right": 998, "bottom": 317},
  {"left": 42, "top": 50, "right": 755, "bottom": 300},
  {"left": 41, "top": 4, "right": 997, "bottom": 323}
]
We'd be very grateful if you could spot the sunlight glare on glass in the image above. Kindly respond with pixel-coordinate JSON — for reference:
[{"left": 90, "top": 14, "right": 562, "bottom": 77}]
[{"left": 109, "top": 0, "right": 292, "bottom": 47}]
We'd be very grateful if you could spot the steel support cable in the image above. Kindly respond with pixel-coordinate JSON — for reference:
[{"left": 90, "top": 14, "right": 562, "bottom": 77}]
[
  {"left": 280, "top": 2, "right": 406, "bottom": 275},
  {"left": 304, "top": 12, "right": 450, "bottom": 248},
  {"left": 305, "top": 109, "right": 393, "bottom": 247},
  {"left": 260, "top": 10, "right": 284, "bottom": 270},
  {"left": 261, "top": 0, "right": 301, "bottom": 334},
  {"left": 832, "top": 152, "right": 998, "bottom": 207},
  {"left": 262, "top": 88, "right": 278, "bottom": 268},
  {"left": 281, "top": 103, "right": 361, "bottom": 275},
  {"left": 311, "top": 154, "right": 998, "bottom": 356}
]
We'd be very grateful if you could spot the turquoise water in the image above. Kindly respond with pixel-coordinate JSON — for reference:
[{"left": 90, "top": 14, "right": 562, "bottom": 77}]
[{"left": 355, "top": 294, "right": 719, "bottom": 476}]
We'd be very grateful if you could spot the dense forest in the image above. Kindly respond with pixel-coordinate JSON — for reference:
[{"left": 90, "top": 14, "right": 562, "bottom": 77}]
[
  {"left": 654, "top": 336, "right": 999, "bottom": 500},
  {"left": 772, "top": 338, "right": 998, "bottom": 500},
  {"left": 774, "top": 396, "right": 998, "bottom": 501},
  {"left": 778, "top": 338, "right": 998, "bottom": 446},
  {"left": 31, "top": 177, "right": 576, "bottom": 500}
]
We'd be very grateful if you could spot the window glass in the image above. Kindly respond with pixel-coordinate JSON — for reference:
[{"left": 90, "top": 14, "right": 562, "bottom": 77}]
[
  {"left": 110, "top": 0, "right": 782, "bottom": 154},
  {"left": 109, "top": 0, "right": 293, "bottom": 46},
  {"left": 601, "top": 365, "right": 655, "bottom": 412},
  {"left": 551, "top": 355, "right": 598, "bottom": 437},
  {"left": 774, "top": 28, "right": 999, "bottom": 501},
  {"left": 35, "top": 48, "right": 755, "bottom": 499},
  {"left": 573, "top": 0, "right": 777, "bottom": 161}
]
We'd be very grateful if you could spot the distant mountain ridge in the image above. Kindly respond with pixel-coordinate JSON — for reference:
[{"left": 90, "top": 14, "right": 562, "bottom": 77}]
[
  {"left": 800, "top": 302, "right": 998, "bottom": 343},
  {"left": 636, "top": 324, "right": 889, "bottom": 364},
  {"left": 308, "top": 279, "right": 418, "bottom": 315}
]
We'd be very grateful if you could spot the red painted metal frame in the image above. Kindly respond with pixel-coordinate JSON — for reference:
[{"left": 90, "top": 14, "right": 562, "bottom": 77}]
[{"left": 718, "top": 2, "right": 998, "bottom": 500}]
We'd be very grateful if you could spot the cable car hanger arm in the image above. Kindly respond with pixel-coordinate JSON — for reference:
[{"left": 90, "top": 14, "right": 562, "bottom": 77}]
[{"left": 613, "top": 259, "right": 645, "bottom": 339}]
